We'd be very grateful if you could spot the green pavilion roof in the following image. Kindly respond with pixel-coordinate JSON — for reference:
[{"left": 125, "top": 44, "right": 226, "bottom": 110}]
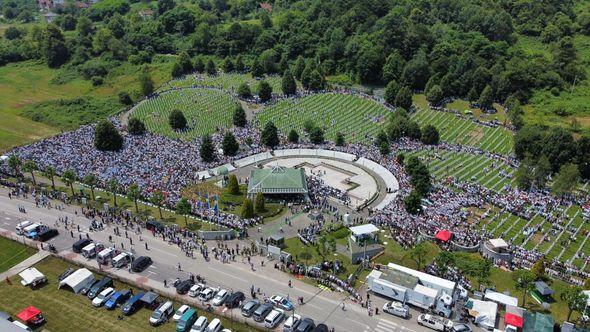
[{"left": 247, "top": 166, "right": 308, "bottom": 195}]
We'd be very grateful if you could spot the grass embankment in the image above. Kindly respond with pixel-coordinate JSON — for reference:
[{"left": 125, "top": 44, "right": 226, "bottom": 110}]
[
  {"left": 0, "top": 256, "right": 257, "bottom": 332},
  {"left": 0, "top": 60, "right": 173, "bottom": 152},
  {"left": 0, "top": 236, "right": 37, "bottom": 273}
]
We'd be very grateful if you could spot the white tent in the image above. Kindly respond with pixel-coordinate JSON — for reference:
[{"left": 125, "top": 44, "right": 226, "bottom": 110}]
[
  {"left": 59, "top": 268, "right": 94, "bottom": 293},
  {"left": 467, "top": 298, "right": 498, "bottom": 330},
  {"left": 19, "top": 268, "right": 46, "bottom": 287},
  {"left": 485, "top": 290, "right": 518, "bottom": 307}
]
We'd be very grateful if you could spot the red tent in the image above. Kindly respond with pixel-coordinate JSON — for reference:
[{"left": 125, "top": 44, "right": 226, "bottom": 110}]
[
  {"left": 505, "top": 312, "right": 524, "bottom": 328},
  {"left": 16, "top": 306, "right": 43, "bottom": 325},
  {"left": 435, "top": 230, "right": 452, "bottom": 242}
]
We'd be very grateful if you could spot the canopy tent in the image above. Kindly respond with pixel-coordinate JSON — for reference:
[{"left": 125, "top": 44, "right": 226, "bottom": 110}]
[
  {"left": 523, "top": 312, "right": 554, "bottom": 332},
  {"left": 484, "top": 290, "right": 518, "bottom": 307},
  {"left": 19, "top": 268, "right": 46, "bottom": 287},
  {"left": 465, "top": 298, "right": 498, "bottom": 330},
  {"left": 435, "top": 230, "right": 452, "bottom": 242},
  {"left": 58, "top": 268, "right": 94, "bottom": 294},
  {"left": 140, "top": 291, "right": 159, "bottom": 308},
  {"left": 349, "top": 224, "right": 380, "bottom": 236},
  {"left": 489, "top": 238, "right": 509, "bottom": 249},
  {"left": 505, "top": 313, "right": 524, "bottom": 328},
  {"left": 534, "top": 281, "right": 554, "bottom": 296},
  {"left": 16, "top": 306, "right": 44, "bottom": 325}
]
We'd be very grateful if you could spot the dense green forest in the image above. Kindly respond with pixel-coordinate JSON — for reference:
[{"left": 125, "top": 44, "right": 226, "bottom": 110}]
[{"left": 1, "top": 0, "right": 590, "bottom": 131}]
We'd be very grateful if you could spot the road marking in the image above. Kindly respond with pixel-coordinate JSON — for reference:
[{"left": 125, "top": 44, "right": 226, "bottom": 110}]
[
  {"left": 3, "top": 222, "right": 10, "bottom": 226},
  {"left": 151, "top": 247, "right": 177, "bottom": 257},
  {"left": 208, "top": 266, "right": 247, "bottom": 282},
  {"left": 148, "top": 265, "right": 158, "bottom": 269},
  {"left": 148, "top": 271, "right": 157, "bottom": 275},
  {"left": 4, "top": 217, "right": 10, "bottom": 220}
]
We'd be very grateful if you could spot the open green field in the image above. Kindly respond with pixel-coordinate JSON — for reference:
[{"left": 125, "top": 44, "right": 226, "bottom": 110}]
[
  {"left": 410, "top": 108, "right": 514, "bottom": 154},
  {"left": 0, "top": 256, "right": 256, "bottom": 332},
  {"left": 161, "top": 73, "right": 283, "bottom": 95},
  {"left": 0, "top": 60, "right": 173, "bottom": 152},
  {"left": 0, "top": 237, "right": 37, "bottom": 273},
  {"left": 256, "top": 93, "right": 389, "bottom": 144},
  {"left": 132, "top": 89, "right": 239, "bottom": 140}
]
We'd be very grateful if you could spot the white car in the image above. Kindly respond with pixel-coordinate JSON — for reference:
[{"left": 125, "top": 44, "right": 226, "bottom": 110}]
[
  {"left": 417, "top": 314, "right": 453, "bottom": 332},
  {"left": 212, "top": 289, "right": 228, "bottom": 306},
  {"left": 188, "top": 283, "right": 206, "bottom": 297},
  {"left": 264, "top": 308, "right": 285, "bottom": 328},
  {"left": 270, "top": 294, "right": 294, "bottom": 311},
  {"left": 191, "top": 316, "right": 208, "bottom": 332},
  {"left": 283, "top": 314, "right": 301, "bottom": 332},
  {"left": 206, "top": 318, "right": 222, "bottom": 332},
  {"left": 92, "top": 287, "right": 115, "bottom": 307},
  {"left": 199, "top": 287, "right": 216, "bottom": 302},
  {"left": 173, "top": 304, "right": 190, "bottom": 321},
  {"left": 383, "top": 301, "right": 410, "bottom": 319}
]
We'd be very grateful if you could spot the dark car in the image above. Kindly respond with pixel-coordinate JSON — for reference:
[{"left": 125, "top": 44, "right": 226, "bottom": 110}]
[
  {"left": 122, "top": 292, "right": 145, "bottom": 315},
  {"left": 131, "top": 256, "right": 152, "bottom": 272},
  {"left": 225, "top": 291, "right": 245, "bottom": 309},
  {"left": 58, "top": 267, "right": 75, "bottom": 282},
  {"left": 313, "top": 323, "right": 329, "bottom": 332},
  {"left": 175, "top": 280, "right": 194, "bottom": 295},
  {"left": 36, "top": 228, "right": 59, "bottom": 242},
  {"left": 295, "top": 318, "right": 316, "bottom": 332},
  {"left": 252, "top": 303, "right": 273, "bottom": 322},
  {"left": 80, "top": 279, "right": 99, "bottom": 295},
  {"left": 241, "top": 299, "right": 260, "bottom": 317},
  {"left": 72, "top": 238, "right": 92, "bottom": 253},
  {"left": 87, "top": 277, "right": 113, "bottom": 299}
]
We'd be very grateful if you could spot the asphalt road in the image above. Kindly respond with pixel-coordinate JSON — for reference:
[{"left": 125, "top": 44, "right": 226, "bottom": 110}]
[{"left": 0, "top": 190, "right": 445, "bottom": 332}]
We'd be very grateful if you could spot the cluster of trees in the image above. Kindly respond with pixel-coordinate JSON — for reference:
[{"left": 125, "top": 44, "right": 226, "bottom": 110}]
[
  {"left": 403, "top": 156, "right": 432, "bottom": 214},
  {"left": 514, "top": 125, "right": 590, "bottom": 195},
  {"left": 383, "top": 110, "right": 440, "bottom": 147}
]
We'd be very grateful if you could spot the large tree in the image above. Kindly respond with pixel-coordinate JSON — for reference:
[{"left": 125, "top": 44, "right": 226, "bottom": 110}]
[
  {"left": 552, "top": 163, "right": 580, "bottom": 196},
  {"left": 513, "top": 269, "right": 535, "bottom": 306},
  {"left": 258, "top": 80, "right": 272, "bottom": 102},
  {"left": 309, "top": 126, "right": 324, "bottom": 144},
  {"left": 421, "top": 125, "right": 440, "bottom": 145},
  {"left": 43, "top": 25, "right": 69, "bottom": 68},
  {"left": 94, "top": 120, "right": 123, "bottom": 151},
  {"left": 83, "top": 173, "right": 99, "bottom": 201},
  {"left": 200, "top": 134, "right": 216, "bottom": 162},
  {"left": 281, "top": 69, "right": 297, "bottom": 96},
  {"left": 139, "top": 71, "right": 154, "bottom": 96},
  {"left": 127, "top": 118, "right": 146, "bottom": 135},
  {"left": 61, "top": 170, "right": 77, "bottom": 196},
  {"left": 127, "top": 183, "right": 141, "bottom": 213},
  {"left": 394, "top": 86, "right": 413, "bottom": 110},
  {"left": 261, "top": 121, "right": 279, "bottom": 148},
  {"left": 22, "top": 160, "right": 37, "bottom": 186},
  {"left": 175, "top": 198, "right": 192, "bottom": 226},
  {"left": 169, "top": 109, "right": 187, "bottom": 130},
  {"left": 44, "top": 166, "right": 57, "bottom": 191},
  {"left": 150, "top": 190, "right": 166, "bottom": 219},
  {"left": 232, "top": 105, "right": 247, "bottom": 127},
  {"left": 221, "top": 132, "right": 239, "bottom": 156},
  {"left": 561, "top": 286, "right": 588, "bottom": 322}
]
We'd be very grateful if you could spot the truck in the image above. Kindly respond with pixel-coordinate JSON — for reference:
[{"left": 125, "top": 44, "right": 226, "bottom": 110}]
[{"left": 367, "top": 270, "right": 454, "bottom": 318}]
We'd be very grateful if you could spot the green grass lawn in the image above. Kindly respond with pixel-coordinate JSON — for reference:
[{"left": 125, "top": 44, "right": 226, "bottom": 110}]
[
  {"left": 0, "top": 256, "right": 257, "bottom": 331},
  {"left": 373, "top": 240, "right": 440, "bottom": 270},
  {"left": 0, "top": 237, "right": 37, "bottom": 273},
  {"left": 217, "top": 184, "right": 286, "bottom": 222}
]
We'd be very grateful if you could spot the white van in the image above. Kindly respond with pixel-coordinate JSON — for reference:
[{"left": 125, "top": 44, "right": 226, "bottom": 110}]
[
  {"left": 283, "top": 314, "right": 301, "bottom": 332},
  {"left": 205, "top": 318, "right": 222, "bottom": 332},
  {"left": 111, "top": 252, "right": 132, "bottom": 268},
  {"left": 191, "top": 316, "right": 208, "bottom": 332},
  {"left": 264, "top": 308, "right": 284, "bottom": 328},
  {"left": 82, "top": 243, "right": 104, "bottom": 259},
  {"left": 150, "top": 301, "right": 174, "bottom": 326},
  {"left": 12, "top": 320, "right": 33, "bottom": 332},
  {"left": 97, "top": 248, "right": 116, "bottom": 265},
  {"left": 16, "top": 220, "right": 34, "bottom": 235},
  {"left": 417, "top": 314, "right": 453, "bottom": 332},
  {"left": 23, "top": 223, "right": 41, "bottom": 238}
]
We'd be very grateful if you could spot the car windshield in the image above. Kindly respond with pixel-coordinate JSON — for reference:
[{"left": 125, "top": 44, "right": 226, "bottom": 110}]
[{"left": 151, "top": 311, "right": 162, "bottom": 319}]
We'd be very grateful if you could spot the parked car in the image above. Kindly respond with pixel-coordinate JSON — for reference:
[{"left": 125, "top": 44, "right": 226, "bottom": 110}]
[
  {"left": 198, "top": 287, "right": 216, "bottom": 302},
  {"left": 92, "top": 287, "right": 116, "bottom": 307},
  {"left": 176, "top": 280, "right": 195, "bottom": 295},
  {"left": 16, "top": 220, "right": 34, "bottom": 235},
  {"left": 80, "top": 279, "right": 99, "bottom": 295},
  {"left": 58, "top": 267, "right": 75, "bottom": 282},
  {"left": 417, "top": 314, "right": 453, "bottom": 332},
  {"left": 104, "top": 290, "right": 132, "bottom": 310},
  {"left": 241, "top": 299, "right": 260, "bottom": 317},
  {"left": 383, "top": 301, "right": 410, "bottom": 319},
  {"left": 295, "top": 318, "right": 316, "bottom": 332},
  {"left": 188, "top": 283, "right": 206, "bottom": 298},
  {"left": 87, "top": 277, "right": 113, "bottom": 299},
  {"left": 270, "top": 295, "right": 294, "bottom": 311},
  {"left": 174, "top": 305, "right": 190, "bottom": 321},
  {"left": 252, "top": 303, "right": 273, "bottom": 322},
  {"left": 191, "top": 316, "right": 208, "bottom": 332},
  {"left": 205, "top": 318, "right": 222, "bottom": 332},
  {"left": 264, "top": 308, "right": 285, "bottom": 329},
  {"left": 212, "top": 289, "right": 228, "bottom": 306},
  {"left": 131, "top": 256, "right": 152, "bottom": 272},
  {"left": 72, "top": 238, "right": 92, "bottom": 253},
  {"left": 283, "top": 314, "right": 301, "bottom": 332},
  {"left": 177, "top": 308, "right": 198, "bottom": 332},
  {"left": 224, "top": 291, "right": 245, "bottom": 309},
  {"left": 35, "top": 228, "right": 59, "bottom": 242},
  {"left": 150, "top": 301, "right": 174, "bottom": 326},
  {"left": 121, "top": 292, "right": 145, "bottom": 315},
  {"left": 111, "top": 252, "right": 133, "bottom": 268},
  {"left": 313, "top": 324, "right": 329, "bottom": 332}
]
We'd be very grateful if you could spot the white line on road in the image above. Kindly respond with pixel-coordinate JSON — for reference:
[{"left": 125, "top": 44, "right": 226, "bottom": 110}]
[
  {"left": 208, "top": 266, "right": 247, "bottom": 283},
  {"left": 148, "top": 265, "right": 158, "bottom": 269},
  {"left": 148, "top": 271, "right": 157, "bottom": 275}
]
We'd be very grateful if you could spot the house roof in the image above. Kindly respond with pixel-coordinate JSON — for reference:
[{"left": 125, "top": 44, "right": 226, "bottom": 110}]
[{"left": 247, "top": 166, "right": 308, "bottom": 194}]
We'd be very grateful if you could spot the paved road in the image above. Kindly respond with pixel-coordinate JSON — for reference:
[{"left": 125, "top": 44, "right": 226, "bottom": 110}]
[{"left": 0, "top": 191, "right": 432, "bottom": 332}]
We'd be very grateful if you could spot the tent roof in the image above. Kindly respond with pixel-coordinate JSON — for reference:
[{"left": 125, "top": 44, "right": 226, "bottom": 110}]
[
  {"left": 435, "top": 230, "right": 452, "bottom": 242},
  {"left": 484, "top": 290, "right": 518, "bottom": 307},
  {"left": 350, "top": 224, "right": 379, "bottom": 236},
  {"left": 505, "top": 312, "right": 524, "bottom": 328},
  {"left": 489, "top": 238, "right": 509, "bottom": 248},
  {"left": 141, "top": 291, "right": 159, "bottom": 304},
  {"left": 19, "top": 268, "right": 44, "bottom": 284},
  {"left": 387, "top": 263, "right": 456, "bottom": 292},
  {"left": 59, "top": 268, "right": 93, "bottom": 291},
  {"left": 523, "top": 312, "right": 554, "bottom": 332},
  {"left": 248, "top": 166, "right": 308, "bottom": 194},
  {"left": 534, "top": 281, "right": 554, "bottom": 296},
  {"left": 16, "top": 306, "right": 41, "bottom": 322}
]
